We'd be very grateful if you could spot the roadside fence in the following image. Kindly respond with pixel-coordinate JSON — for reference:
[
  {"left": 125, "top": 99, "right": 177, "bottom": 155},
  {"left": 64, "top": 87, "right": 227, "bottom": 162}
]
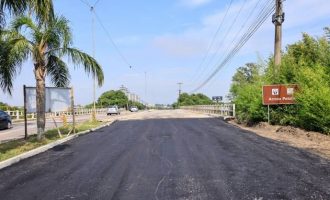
[
  {"left": 5, "top": 108, "right": 108, "bottom": 121},
  {"left": 181, "top": 104, "right": 235, "bottom": 118}
]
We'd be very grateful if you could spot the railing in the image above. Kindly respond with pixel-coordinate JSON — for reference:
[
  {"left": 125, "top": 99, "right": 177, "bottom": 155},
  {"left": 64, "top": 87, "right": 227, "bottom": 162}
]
[
  {"left": 181, "top": 104, "right": 236, "bottom": 118},
  {"left": 5, "top": 108, "right": 108, "bottom": 120}
]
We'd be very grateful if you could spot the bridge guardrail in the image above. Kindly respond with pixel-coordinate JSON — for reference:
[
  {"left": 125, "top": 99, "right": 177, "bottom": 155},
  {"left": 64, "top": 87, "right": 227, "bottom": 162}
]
[
  {"left": 181, "top": 104, "right": 235, "bottom": 118},
  {"left": 5, "top": 108, "right": 108, "bottom": 120}
]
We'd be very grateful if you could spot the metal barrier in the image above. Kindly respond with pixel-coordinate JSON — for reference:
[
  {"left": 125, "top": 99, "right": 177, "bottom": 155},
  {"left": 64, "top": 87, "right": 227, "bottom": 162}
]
[
  {"left": 181, "top": 104, "right": 235, "bottom": 118},
  {"left": 5, "top": 108, "right": 108, "bottom": 120}
]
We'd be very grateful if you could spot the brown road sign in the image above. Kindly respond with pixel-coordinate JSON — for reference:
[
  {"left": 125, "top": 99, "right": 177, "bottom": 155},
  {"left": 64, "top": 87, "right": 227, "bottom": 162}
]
[{"left": 263, "top": 84, "right": 299, "bottom": 105}]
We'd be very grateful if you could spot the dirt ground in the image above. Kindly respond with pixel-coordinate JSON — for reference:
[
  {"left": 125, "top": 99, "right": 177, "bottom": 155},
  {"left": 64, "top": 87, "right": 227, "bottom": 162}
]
[{"left": 229, "top": 120, "right": 330, "bottom": 160}]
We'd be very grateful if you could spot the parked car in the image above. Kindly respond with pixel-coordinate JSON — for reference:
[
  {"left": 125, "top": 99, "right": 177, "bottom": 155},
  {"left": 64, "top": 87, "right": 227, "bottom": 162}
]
[
  {"left": 0, "top": 110, "right": 12, "bottom": 130},
  {"left": 130, "top": 106, "right": 138, "bottom": 112},
  {"left": 107, "top": 106, "right": 120, "bottom": 115}
]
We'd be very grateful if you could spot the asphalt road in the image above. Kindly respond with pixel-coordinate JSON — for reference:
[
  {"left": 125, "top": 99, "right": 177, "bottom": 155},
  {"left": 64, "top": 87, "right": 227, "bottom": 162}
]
[{"left": 0, "top": 111, "right": 329, "bottom": 199}]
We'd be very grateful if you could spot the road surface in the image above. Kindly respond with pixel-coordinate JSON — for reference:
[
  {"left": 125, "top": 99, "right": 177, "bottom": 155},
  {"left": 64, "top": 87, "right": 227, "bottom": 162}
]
[{"left": 0, "top": 110, "right": 329, "bottom": 199}]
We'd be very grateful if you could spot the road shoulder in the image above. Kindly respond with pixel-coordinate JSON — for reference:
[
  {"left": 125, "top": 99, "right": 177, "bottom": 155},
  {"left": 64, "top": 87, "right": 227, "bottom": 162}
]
[
  {"left": 0, "top": 120, "right": 117, "bottom": 170},
  {"left": 227, "top": 120, "right": 330, "bottom": 160}
]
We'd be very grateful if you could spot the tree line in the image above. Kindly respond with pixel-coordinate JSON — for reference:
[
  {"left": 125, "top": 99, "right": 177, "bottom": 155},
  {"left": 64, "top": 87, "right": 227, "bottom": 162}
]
[
  {"left": 85, "top": 90, "right": 146, "bottom": 110},
  {"left": 230, "top": 28, "right": 330, "bottom": 134},
  {"left": 173, "top": 93, "right": 213, "bottom": 108}
]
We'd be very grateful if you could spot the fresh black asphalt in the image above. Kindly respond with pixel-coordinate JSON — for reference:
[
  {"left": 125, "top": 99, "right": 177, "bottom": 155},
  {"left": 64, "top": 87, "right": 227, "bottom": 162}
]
[{"left": 0, "top": 118, "right": 329, "bottom": 200}]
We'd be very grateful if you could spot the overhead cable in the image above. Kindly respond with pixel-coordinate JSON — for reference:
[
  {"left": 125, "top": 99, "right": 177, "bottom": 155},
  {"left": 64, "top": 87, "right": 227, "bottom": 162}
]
[
  {"left": 92, "top": 10, "right": 132, "bottom": 67},
  {"left": 190, "top": 0, "right": 234, "bottom": 82},
  {"left": 191, "top": 0, "right": 275, "bottom": 92}
]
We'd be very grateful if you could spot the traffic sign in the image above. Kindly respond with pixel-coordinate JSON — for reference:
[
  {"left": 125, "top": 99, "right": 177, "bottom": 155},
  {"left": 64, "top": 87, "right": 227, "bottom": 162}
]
[
  {"left": 262, "top": 84, "right": 298, "bottom": 105},
  {"left": 212, "top": 96, "right": 223, "bottom": 102}
]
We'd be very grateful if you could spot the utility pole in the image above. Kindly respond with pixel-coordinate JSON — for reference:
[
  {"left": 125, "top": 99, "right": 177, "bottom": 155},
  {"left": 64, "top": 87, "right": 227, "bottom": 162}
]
[
  {"left": 91, "top": 6, "right": 97, "bottom": 121},
  {"left": 177, "top": 82, "right": 183, "bottom": 108},
  {"left": 273, "top": 0, "right": 285, "bottom": 76},
  {"left": 144, "top": 72, "right": 147, "bottom": 104}
]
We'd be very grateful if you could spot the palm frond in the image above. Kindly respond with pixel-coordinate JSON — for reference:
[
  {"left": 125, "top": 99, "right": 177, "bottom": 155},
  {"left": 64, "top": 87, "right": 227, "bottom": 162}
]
[
  {"left": 11, "top": 15, "right": 38, "bottom": 33},
  {"left": 0, "top": 27, "right": 30, "bottom": 94},
  {"left": 0, "top": 10, "right": 5, "bottom": 29},
  {"left": 61, "top": 47, "right": 104, "bottom": 86},
  {"left": 43, "top": 16, "right": 72, "bottom": 51},
  {"left": 0, "top": 0, "right": 54, "bottom": 27},
  {"left": 0, "top": 0, "right": 27, "bottom": 14},
  {"left": 46, "top": 55, "right": 70, "bottom": 87},
  {"left": 28, "top": 0, "right": 54, "bottom": 23},
  {"left": 0, "top": 39, "right": 27, "bottom": 94}
]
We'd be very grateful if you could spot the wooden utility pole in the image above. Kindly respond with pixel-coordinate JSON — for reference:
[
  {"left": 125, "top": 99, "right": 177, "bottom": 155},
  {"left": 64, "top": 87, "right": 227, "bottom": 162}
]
[
  {"left": 91, "top": 6, "right": 97, "bottom": 121},
  {"left": 177, "top": 82, "right": 183, "bottom": 107},
  {"left": 273, "top": 0, "right": 285, "bottom": 76},
  {"left": 178, "top": 83, "right": 183, "bottom": 97}
]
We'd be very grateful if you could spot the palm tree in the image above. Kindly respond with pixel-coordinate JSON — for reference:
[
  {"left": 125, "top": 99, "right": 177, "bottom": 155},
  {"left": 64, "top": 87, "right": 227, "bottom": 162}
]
[
  {"left": 0, "top": 0, "right": 54, "bottom": 28},
  {"left": 1, "top": 15, "right": 104, "bottom": 140}
]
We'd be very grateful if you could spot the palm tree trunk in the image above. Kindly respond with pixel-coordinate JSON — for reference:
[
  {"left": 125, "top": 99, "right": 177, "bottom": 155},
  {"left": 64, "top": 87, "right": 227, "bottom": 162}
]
[{"left": 35, "top": 66, "right": 46, "bottom": 140}]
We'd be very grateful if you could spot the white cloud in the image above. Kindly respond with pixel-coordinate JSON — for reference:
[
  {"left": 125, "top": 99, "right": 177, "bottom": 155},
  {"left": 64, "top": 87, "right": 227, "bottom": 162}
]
[
  {"left": 180, "top": 0, "right": 213, "bottom": 8},
  {"left": 153, "top": 33, "right": 207, "bottom": 57}
]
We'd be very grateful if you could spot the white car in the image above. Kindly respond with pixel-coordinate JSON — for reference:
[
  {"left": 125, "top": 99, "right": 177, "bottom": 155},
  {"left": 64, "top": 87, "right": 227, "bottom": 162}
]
[
  {"left": 107, "top": 106, "right": 120, "bottom": 115},
  {"left": 130, "top": 106, "right": 138, "bottom": 112}
]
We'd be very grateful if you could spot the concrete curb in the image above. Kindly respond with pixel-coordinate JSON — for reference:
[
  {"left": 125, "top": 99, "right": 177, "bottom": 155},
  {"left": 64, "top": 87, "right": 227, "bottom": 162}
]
[{"left": 0, "top": 120, "right": 117, "bottom": 170}]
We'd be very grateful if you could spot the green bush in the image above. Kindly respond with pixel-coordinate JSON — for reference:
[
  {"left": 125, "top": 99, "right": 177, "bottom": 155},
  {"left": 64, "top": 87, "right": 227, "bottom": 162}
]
[{"left": 295, "top": 66, "right": 330, "bottom": 133}]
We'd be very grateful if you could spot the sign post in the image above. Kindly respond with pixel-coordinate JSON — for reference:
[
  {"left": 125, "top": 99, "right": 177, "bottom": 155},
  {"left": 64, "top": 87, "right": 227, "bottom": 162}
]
[
  {"left": 71, "top": 87, "right": 76, "bottom": 134},
  {"left": 23, "top": 85, "right": 28, "bottom": 140},
  {"left": 262, "top": 84, "right": 298, "bottom": 123}
]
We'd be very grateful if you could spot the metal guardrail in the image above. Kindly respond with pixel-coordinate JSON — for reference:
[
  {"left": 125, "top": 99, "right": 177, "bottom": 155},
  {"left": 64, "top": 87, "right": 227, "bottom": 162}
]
[
  {"left": 5, "top": 108, "right": 108, "bottom": 120},
  {"left": 181, "top": 104, "right": 236, "bottom": 118}
]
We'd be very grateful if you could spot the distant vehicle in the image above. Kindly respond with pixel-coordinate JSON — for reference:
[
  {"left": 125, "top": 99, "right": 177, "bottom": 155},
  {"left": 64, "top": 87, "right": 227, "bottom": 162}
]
[
  {"left": 130, "top": 106, "right": 138, "bottom": 112},
  {"left": 0, "top": 110, "right": 12, "bottom": 130},
  {"left": 107, "top": 106, "right": 120, "bottom": 115}
]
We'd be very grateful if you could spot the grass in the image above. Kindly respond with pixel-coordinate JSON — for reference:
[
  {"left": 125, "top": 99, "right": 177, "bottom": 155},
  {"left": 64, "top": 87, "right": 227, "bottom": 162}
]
[{"left": 0, "top": 120, "right": 104, "bottom": 162}]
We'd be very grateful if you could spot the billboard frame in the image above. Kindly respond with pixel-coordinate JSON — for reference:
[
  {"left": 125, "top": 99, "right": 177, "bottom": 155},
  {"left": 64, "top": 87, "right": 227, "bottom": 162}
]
[{"left": 23, "top": 85, "right": 76, "bottom": 140}]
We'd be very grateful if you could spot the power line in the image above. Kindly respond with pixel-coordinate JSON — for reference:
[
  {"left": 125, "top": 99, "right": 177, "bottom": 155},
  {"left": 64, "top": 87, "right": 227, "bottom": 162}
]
[
  {"left": 194, "top": 0, "right": 274, "bottom": 91},
  {"left": 78, "top": 0, "right": 91, "bottom": 7},
  {"left": 77, "top": 0, "right": 132, "bottom": 67},
  {"left": 190, "top": 0, "right": 234, "bottom": 83},
  {"left": 191, "top": 0, "right": 275, "bottom": 92},
  {"left": 78, "top": 0, "right": 101, "bottom": 7},
  {"left": 203, "top": 0, "right": 264, "bottom": 90},
  {"left": 93, "top": 0, "right": 102, "bottom": 7},
  {"left": 192, "top": 0, "right": 248, "bottom": 85},
  {"left": 92, "top": 10, "right": 132, "bottom": 67}
]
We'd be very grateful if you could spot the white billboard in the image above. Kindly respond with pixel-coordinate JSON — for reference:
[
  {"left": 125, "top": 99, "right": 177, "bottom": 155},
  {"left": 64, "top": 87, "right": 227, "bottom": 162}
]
[{"left": 26, "top": 87, "right": 71, "bottom": 113}]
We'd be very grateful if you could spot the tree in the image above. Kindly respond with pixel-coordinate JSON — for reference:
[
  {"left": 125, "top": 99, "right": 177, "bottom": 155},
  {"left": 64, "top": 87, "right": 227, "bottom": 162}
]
[
  {"left": 0, "top": 15, "right": 104, "bottom": 140},
  {"left": 0, "top": 0, "right": 54, "bottom": 28},
  {"left": 230, "top": 63, "right": 266, "bottom": 124},
  {"left": 178, "top": 93, "right": 213, "bottom": 106},
  {"left": 98, "top": 90, "right": 128, "bottom": 108}
]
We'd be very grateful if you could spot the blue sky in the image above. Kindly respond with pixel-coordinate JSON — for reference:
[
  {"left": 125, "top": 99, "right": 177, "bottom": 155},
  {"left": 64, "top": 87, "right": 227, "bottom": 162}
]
[{"left": 1, "top": 0, "right": 330, "bottom": 106}]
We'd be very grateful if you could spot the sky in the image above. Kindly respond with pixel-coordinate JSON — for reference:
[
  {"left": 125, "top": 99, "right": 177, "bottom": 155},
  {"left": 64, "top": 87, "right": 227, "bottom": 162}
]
[{"left": 1, "top": 0, "right": 330, "bottom": 106}]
